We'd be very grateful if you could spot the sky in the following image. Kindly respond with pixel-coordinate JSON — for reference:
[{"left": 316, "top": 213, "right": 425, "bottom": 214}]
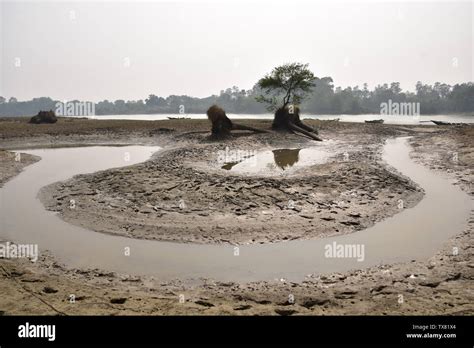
[{"left": 0, "top": 0, "right": 472, "bottom": 102}]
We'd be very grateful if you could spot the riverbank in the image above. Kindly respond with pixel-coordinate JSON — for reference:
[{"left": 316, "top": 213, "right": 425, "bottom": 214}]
[{"left": 0, "top": 118, "right": 472, "bottom": 315}]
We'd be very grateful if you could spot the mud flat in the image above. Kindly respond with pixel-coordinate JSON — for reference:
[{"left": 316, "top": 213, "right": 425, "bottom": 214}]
[
  {"left": 0, "top": 150, "right": 40, "bottom": 187},
  {"left": 36, "top": 122, "right": 423, "bottom": 245},
  {"left": 0, "top": 118, "right": 472, "bottom": 315}
]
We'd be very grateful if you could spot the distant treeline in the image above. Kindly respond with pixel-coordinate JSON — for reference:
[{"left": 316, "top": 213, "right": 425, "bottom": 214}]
[{"left": 1, "top": 79, "right": 473, "bottom": 116}]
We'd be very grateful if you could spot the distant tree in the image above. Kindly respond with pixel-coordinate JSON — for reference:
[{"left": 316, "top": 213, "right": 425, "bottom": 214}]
[
  {"left": 448, "top": 83, "right": 474, "bottom": 112},
  {"left": 362, "top": 83, "right": 369, "bottom": 97},
  {"left": 433, "top": 82, "right": 451, "bottom": 99},
  {"left": 305, "top": 77, "right": 335, "bottom": 113},
  {"left": 330, "top": 94, "right": 343, "bottom": 114},
  {"left": 0, "top": 80, "right": 473, "bottom": 117},
  {"left": 145, "top": 94, "right": 165, "bottom": 107},
  {"left": 390, "top": 82, "right": 402, "bottom": 95}
]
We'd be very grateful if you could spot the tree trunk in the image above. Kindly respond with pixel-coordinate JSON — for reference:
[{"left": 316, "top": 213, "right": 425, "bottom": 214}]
[
  {"left": 288, "top": 123, "right": 322, "bottom": 141},
  {"left": 207, "top": 105, "right": 234, "bottom": 139},
  {"left": 272, "top": 106, "right": 322, "bottom": 141},
  {"left": 232, "top": 123, "right": 268, "bottom": 133},
  {"left": 207, "top": 105, "right": 268, "bottom": 139}
]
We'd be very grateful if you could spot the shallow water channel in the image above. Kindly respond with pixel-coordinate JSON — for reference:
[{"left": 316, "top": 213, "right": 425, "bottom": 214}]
[{"left": 0, "top": 138, "right": 471, "bottom": 282}]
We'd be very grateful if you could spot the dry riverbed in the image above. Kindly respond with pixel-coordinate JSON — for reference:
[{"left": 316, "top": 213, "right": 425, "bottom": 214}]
[{"left": 0, "top": 118, "right": 472, "bottom": 315}]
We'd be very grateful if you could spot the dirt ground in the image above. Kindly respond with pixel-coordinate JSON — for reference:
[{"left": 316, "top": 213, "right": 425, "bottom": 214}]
[{"left": 0, "top": 117, "right": 472, "bottom": 315}]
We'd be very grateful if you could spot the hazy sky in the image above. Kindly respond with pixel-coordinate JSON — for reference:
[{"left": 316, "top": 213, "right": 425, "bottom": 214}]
[{"left": 1, "top": 0, "right": 472, "bottom": 102}]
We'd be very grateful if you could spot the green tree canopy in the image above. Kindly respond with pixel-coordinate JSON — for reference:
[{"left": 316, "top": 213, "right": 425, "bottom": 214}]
[{"left": 255, "top": 63, "right": 316, "bottom": 111}]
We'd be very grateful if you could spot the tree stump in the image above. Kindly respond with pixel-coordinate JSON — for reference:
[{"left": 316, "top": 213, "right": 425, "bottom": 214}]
[
  {"left": 29, "top": 110, "right": 58, "bottom": 124},
  {"left": 207, "top": 105, "right": 268, "bottom": 139},
  {"left": 272, "top": 106, "right": 322, "bottom": 141}
]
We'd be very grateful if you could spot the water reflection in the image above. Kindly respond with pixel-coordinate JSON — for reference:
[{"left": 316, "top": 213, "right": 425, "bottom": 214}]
[
  {"left": 272, "top": 149, "right": 301, "bottom": 170},
  {"left": 222, "top": 148, "right": 302, "bottom": 171},
  {"left": 221, "top": 147, "right": 327, "bottom": 173},
  {"left": 221, "top": 162, "right": 239, "bottom": 170}
]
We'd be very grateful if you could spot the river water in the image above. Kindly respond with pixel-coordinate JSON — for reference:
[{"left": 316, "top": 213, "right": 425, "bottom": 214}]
[
  {"left": 0, "top": 138, "right": 471, "bottom": 282},
  {"left": 72, "top": 114, "right": 474, "bottom": 125}
]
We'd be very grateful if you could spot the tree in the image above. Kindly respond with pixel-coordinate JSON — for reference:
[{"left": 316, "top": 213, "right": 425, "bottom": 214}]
[
  {"left": 390, "top": 82, "right": 402, "bottom": 95},
  {"left": 145, "top": 94, "right": 165, "bottom": 107},
  {"left": 255, "top": 63, "right": 321, "bottom": 140},
  {"left": 256, "top": 62, "right": 316, "bottom": 111},
  {"left": 306, "top": 77, "right": 335, "bottom": 113}
]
